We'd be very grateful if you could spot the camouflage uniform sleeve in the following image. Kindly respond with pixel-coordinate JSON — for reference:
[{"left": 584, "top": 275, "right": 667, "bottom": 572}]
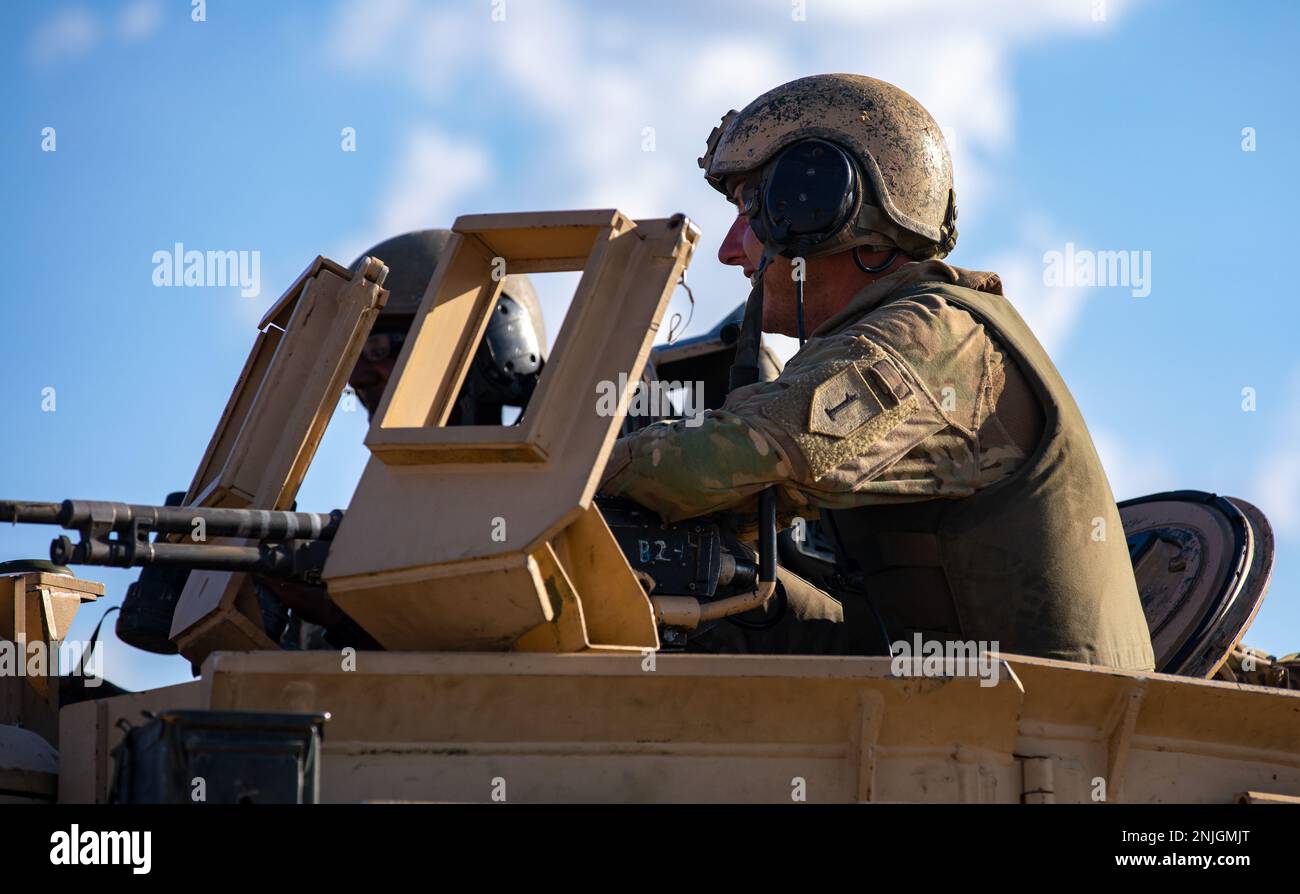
[
  {"left": 599, "top": 324, "right": 963, "bottom": 522},
  {"left": 599, "top": 402, "right": 798, "bottom": 523}
]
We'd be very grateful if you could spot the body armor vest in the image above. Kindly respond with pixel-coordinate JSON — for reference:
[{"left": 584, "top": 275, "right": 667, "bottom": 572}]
[{"left": 823, "top": 281, "right": 1156, "bottom": 671}]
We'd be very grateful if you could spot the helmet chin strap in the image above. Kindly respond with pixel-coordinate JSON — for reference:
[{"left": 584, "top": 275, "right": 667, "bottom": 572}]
[
  {"left": 853, "top": 245, "right": 900, "bottom": 274},
  {"left": 729, "top": 245, "right": 777, "bottom": 393},
  {"left": 725, "top": 245, "right": 780, "bottom": 626}
]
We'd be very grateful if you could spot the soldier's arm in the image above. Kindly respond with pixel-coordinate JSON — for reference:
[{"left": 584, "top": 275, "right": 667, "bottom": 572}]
[
  {"left": 599, "top": 327, "right": 964, "bottom": 522},
  {"left": 599, "top": 403, "right": 797, "bottom": 522}
]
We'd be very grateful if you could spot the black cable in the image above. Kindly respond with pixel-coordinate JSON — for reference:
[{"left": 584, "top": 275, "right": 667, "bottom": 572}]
[
  {"left": 728, "top": 487, "right": 781, "bottom": 631},
  {"left": 727, "top": 250, "right": 774, "bottom": 393},
  {"left": 757, "top": 489, "right": 777, "bottom": 583},
  {"left": 79, "top": 605, "right": 120, "bottom": 677},
  {"left": 862, "top": 589, "right": 894, "bottom": 657},
  {"left": 796, "top": 276, "right": 806, "bottom": 346},
  {"left": 821, "top": 510, "right": 895, "bottom": 656},
  {"left": 793, "top": 237, "right": 814, "bottom": 347},
  {"left": 852, "top": 246, "right": 899, "bottom": 274}
]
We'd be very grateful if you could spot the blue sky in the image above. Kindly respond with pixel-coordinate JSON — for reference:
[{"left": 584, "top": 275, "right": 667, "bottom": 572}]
[{"left": 2, "top": 0, "right": 1298, "bottom": 690}]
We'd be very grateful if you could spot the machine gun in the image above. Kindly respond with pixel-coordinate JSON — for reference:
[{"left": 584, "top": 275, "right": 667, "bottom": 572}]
[
  {"left": 0, "top": 500, "right": 342, "bottom": 584},
  {"left": 3, "top": 496, "right": 769, "bottom": 651},
  {"left": 3, "top": 497, "right": 757, "bottom": 600}
]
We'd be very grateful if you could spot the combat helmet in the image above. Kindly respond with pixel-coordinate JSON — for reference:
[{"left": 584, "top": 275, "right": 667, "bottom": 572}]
[
  {"left": 349, "top": 229, "right": 547, "bottom": 419},
  {"left": 699, "top": 73, "right": 958, "bottom": 259},
  {"left": 355, "top": 229, "right": 544, "bottom": 341}
]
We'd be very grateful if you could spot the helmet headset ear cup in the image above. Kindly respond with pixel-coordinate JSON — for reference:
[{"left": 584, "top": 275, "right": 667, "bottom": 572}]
[
  {"left": 738, "top": 138, "right": 904, "bottom": 345},
  {"left": 743, "top": 138, "right": 862, "bottom": 258}
]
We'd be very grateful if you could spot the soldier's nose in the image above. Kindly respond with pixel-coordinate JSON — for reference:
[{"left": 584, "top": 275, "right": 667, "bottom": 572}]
[{"left": 719, "top": 213, "right": 750, "bottom": 268}]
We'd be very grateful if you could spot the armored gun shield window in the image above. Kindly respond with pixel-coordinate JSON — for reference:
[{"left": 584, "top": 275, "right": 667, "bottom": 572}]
[{"left": 324, "top": 210, "right": 700, "bottom": 653}]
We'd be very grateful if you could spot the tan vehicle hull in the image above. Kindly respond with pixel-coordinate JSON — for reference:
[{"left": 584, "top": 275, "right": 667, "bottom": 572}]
[{"left": 57, "top": 649, "right": 1300, "bottom": 804}]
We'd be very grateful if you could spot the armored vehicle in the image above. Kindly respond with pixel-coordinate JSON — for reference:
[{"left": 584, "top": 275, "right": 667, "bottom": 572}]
[{"left": 2, "top": 211, "right": 1296, "bottom": 804}]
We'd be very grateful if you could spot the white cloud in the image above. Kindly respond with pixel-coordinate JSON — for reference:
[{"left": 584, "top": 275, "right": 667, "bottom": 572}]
[
  {"left": 1092, "top": 427, "right": 1178, "bottom": 502},
  {"left": 990, "top": 253, "right": 1087, "bottom": 359},
  {"left": 30, "top": 2, "right": 165, "bottom": 70},
  {"left": 329, "top": 0, "right": 480, "bottom": 99},
  {"left": 809, "top": 0, "right": 1129, "bottom": 31},
  {"left": 29, "top": 7, "right": 99, "bottom": 69},
  {"left": 1249, "top": 371, "right": 1300, "bottom": 539},
  {"left": 325, "top": 127, "right": 491, "bottom": 273},
  {"left": 376, "top": 127, "right": 492, "bottom": 236},
  {"left": 330, "top": 0, "right": 416, "bottom": 68},
  {"left": 118, "top": 0, "right": 163, "bottom": 42},
  {"left": 987, "top": 214, "right": 1091, "bottom": 356},
  {"left": 325, "top": 0, "right": 1148, "bottom": 346},
  {"left": 1257, "top": 454, "right": 1300, "bottom": 538}
]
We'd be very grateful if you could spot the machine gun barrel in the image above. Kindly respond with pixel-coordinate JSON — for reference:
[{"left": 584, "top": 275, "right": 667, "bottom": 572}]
[
  {"left": 1, "top": 499, "right": 342, "bottom": 541},
  {"left": 49, "top": 537, "right": 333, "bottom": 580},
  {"left": 2, "top": 501, "right": 64, "bottom": 525},
  {"left": 0, "top": 499, "right": 343, "bottom": 581}
]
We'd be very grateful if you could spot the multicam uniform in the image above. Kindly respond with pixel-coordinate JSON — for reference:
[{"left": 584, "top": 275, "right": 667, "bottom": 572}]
[
  {"left": 601, "top": 260, "right": 1156, "bottom": 671},
  {"left": 603, "top": 262, "right": 1035, "bottom": 518}
]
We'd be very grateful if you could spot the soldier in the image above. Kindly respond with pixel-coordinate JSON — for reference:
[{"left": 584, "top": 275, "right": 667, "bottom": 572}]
[
  {"left": 261, "top": 228, "right": 549, "bottom": 648},
  {"left": 113, "top": 230, "right": 549, "bottom": 654},
  {"left": 600, "top": 74, "right": 1156, "bottom": 671},
  {"left": 347, "top": 229, "right": 546, "bottom": 422},
  {"left": 255, "top": 230, "right": 548, "bottom": 649}
]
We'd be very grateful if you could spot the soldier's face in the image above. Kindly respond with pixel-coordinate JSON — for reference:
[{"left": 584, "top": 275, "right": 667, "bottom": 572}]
[
  {"left": 719, "top": 183, "right": 804, "bottom": 336},
  {"left": 719, "top": 182, "right": 907, "bottom": 338},
  {"left": 348, "top": 359, "right": 392, "bottom": 419},
  {"left": 348, "top": 323, "right": 409, "bottom": 418}
]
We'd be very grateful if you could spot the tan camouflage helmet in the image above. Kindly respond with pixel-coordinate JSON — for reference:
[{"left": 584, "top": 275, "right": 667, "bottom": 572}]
[{"left": 699, "top": 73, "right": 958, "bottom": 259}]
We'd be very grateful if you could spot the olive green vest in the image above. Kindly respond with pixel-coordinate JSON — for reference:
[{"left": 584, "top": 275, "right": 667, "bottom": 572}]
[{"left": 823, "top": 281, "right": 1156, "bottom": 671}]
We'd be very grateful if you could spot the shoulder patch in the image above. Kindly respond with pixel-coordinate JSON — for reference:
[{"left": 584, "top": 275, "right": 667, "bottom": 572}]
[
  {"left": 761, "top": 352, "right": 924, "bottom": 483},
  {"left": 808, "top": 365, "right": 883, "bottom": 438}
]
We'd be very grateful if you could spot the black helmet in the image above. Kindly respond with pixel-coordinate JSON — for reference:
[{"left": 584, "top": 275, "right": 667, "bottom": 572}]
[{"left": 349, "top": 229, "right": 547, "bottom": 420}]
